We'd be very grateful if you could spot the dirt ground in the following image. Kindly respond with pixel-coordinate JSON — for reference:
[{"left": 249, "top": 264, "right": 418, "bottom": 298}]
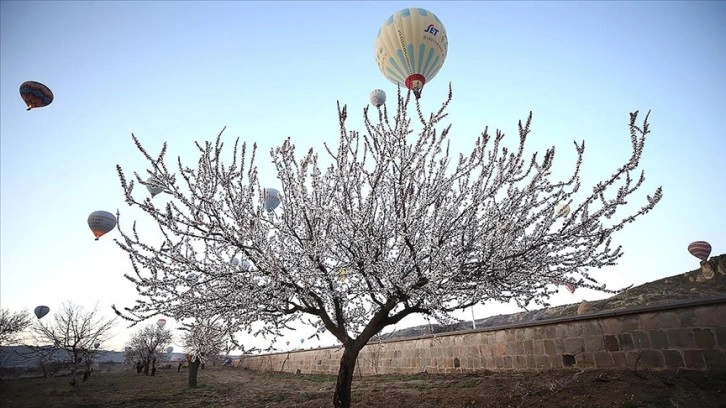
[{"left": 1, "top": 366, "right": 725, "bottom": 408}]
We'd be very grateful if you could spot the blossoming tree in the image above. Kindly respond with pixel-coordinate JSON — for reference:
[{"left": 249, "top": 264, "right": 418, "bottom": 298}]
[
  {"left": 180, "top": 317, "right": 234, "bottom": 387},
  {"left": 113, "top": 87, "right": 662, "bottom": 408}
]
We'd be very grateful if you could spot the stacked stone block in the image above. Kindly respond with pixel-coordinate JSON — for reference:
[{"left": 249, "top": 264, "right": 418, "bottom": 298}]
[{"left": 237, "top": 298, "right": 726, "bottom": 375}]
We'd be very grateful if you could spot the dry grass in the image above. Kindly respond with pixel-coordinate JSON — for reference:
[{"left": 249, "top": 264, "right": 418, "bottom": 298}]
[{"left": 1, "top": 366, "right": 725, "bottom": 408}]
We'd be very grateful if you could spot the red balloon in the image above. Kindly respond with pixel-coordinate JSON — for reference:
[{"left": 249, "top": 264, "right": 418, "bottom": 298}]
[{"left": 687, "top": 241, "right": 711, "bottom": 261}]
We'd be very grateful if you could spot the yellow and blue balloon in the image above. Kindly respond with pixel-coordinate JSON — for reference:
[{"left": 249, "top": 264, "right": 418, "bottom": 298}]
[{"left": 375, "top": 8, "right": 448, "bottom": 99}]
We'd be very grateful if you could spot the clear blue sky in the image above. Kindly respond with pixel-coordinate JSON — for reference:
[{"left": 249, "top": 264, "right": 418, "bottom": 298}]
[{"left": 1, "top": 1, "right": 724, "bottom": 352}]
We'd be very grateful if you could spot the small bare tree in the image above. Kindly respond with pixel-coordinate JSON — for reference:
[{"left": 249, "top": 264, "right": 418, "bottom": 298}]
[
  {"left": 180, "top": 317, "right": 234, "bottom": 387},
  {"left": 0, "top": 308, "right": 31, "bottom": 347},
  {"left": 113, "top": 87, "right": 662, "bottom": 407},
  {"left": 125, "top": 324, "right": 172, "bottom": 376},
  {"left": 0, "top": 308, "right": 32, "bottom": 381},
  {"left": 30, "top": 302, "right": 115, "bottom": 389}
]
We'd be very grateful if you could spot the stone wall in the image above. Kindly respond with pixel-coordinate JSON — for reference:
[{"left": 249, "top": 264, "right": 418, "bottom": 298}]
[{"left": 236, "top": 296, "right": 726, "bottom": 375}]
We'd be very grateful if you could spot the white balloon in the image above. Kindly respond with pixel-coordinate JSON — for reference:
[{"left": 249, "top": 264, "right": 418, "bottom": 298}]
[
  {"left": 369, "top": 89, "right": 386, "bottom": 107},
  {"left": 555, "top": 203, "right": 571, "bottom": 217},
  {"left": 157, "top": 318, "right": 166, "bottom": 329},
  {"left": 231, "top": 257, "right": 240, "bottom": 266},
  {"left": 146, "top": 176, "right": 165, "bottom": 197}
]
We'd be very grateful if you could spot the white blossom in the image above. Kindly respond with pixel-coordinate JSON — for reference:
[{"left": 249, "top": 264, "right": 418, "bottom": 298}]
[{"left": 112, "top": 86, "right": 662, "bottom": 407}]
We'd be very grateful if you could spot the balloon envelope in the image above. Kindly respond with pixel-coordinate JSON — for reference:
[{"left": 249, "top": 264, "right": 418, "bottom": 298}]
[
  {"left": 19, "top": 81, "right": 54, "bottom": 111},
  {"left": 370, "top": 89, "right": 386, "bottom": 107},
  {"left": 688, "top": 241, "right": 712, "bottom": 261},
  {"left": 157, "top": 319, "right": 167, "bottom": 329},
  {"left": 146, "top": 177, "right": 165, "bottom": 197},
  {"left": 555, "top": 203, "right": 570, "bottom": 218},
  {"left": 88, "top": 211, "right": 117, "bottom": 240},
  {"left": 263, "top": 188, "right": 281, "bottom": 212},
  {"left": 166, "top": 346, "right": 174, "bottom": 353},
  {"left": 375, "top": 8, "right": 448, "bottom": 99},
  {"left": 94, "top": 342, "right": 100, "bottom": 349},
  {"left": 34, "top": 305, "right": 50, "bottom": 319}
]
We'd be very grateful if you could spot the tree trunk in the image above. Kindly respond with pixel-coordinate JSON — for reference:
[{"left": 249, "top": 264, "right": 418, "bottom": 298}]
[
  {"left": 69, "top": 367, "right": 78, "bottom": 390},
  {"left": 333, "top": 346, "right": 363, "bottom": 408},
  {"left": 188, "top": 357, "right": 201, "bottom": 388},
  {"left": 143, "top": 361, "right": 150, "bottom": 375},
  {"left": 151, "top": 358, "right": 157, "bottom": 376}
]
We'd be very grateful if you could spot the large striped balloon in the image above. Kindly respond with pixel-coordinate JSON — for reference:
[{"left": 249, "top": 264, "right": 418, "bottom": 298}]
[
  {"left": 375, "top": 8, "right": 448, "bottom": 99},
  {"left": 687, "top": 241, "right": 712, "bottom": 261},
  {"left": 19, "top": 81, "right": 54, "bottom": 111}
]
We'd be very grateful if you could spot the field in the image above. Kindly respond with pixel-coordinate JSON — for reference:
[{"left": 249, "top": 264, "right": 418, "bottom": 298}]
[{"left": 1, "top": 365, "right": 725, "bottom": 408}]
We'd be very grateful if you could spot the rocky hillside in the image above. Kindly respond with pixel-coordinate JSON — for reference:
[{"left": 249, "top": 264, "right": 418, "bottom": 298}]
[{"left": 386, "top": 254, "right": 726, "bottom": 340}]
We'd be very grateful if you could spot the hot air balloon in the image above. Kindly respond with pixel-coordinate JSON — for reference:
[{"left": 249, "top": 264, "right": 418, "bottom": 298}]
[
  {"left": 19, "top": 81, "right": 54, "bottom": 111},
  {"left": 263, "top": 188, "right": 281, "bottom": 212},
  {"left": 240, "top": 260, "right": 252, "bottom": 271},
  {"left": 231, "top": 257, "right": 240, "bottom": 266},
  {"left": 88, "top": 211, "right": 117, "bottom": 241},
  {"left": 688, "top": 241, "right": 712, "bottom": 261},
  {"left": 375, "top": 8, "right": 448, "bottom": 99},
  {"left": 166, "top": 346, "right": 174, "bottom": 354},
  {"left": 34, "top": 305, "right": 50, "bottom": 319},
  {"left": 157, "top": 318, "right": 167, "bottom": 329},
  {"left": 370, "top": 89, "right": 386, "bottom": 107},
  {"left": 186, "top": 272, "right": 198, "bottom": 281},
  {"left": 146, "top": 176, "right": 165, "bottom": 197},
  {"left": 94, "top": 342, "right": 100, "bottom": 349},
  {"left": 555, "top": 203, "right": 571, "bottom": 217}
]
